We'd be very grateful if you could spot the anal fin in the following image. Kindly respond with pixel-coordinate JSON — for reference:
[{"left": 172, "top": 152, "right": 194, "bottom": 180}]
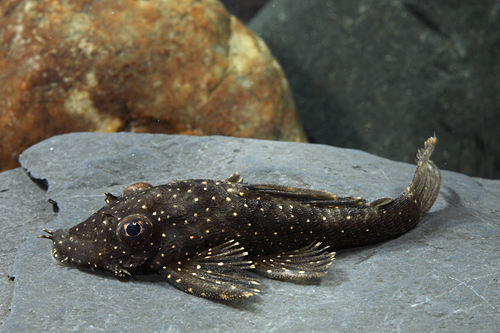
[
  {"left": 253, "top": 242, "right": 335, "bottom": 280},
  {"left": 159, "top": 240, "right": 260, "bottom": 300}
]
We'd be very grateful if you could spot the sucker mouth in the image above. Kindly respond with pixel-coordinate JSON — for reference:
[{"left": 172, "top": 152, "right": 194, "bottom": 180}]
[
  {"left": 38, "top": 228, "right": 72, "bottom": 265},
  {"left": 52, "top": 248, "right": 69, "bottom": 264},
  {"left": 37, "top": 228, "right": 54, "bottom": 240}
]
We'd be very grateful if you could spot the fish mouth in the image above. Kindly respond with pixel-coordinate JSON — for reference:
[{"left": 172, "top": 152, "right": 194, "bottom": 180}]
[{"left": 38, "top": 228, "right": 84, "bottom": 266}]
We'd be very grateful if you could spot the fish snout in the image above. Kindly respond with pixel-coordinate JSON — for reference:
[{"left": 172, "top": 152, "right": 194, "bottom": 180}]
[
  {"left": 38, "top": 228, "right": 72, "bottom": 265},
  {"left": 39, "top": 228, "right": 103, "bottom": 268}
]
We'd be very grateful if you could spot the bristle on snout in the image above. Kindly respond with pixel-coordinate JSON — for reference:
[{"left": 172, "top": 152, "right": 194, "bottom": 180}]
[{"left": 37, "top": 228, "right": 54, "bottom": 240}]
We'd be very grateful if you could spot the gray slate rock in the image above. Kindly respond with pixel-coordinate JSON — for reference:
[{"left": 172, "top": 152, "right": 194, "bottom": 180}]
[
  {"left": 0, "top": 168, "right": 57, "bottom": 325},
  {"left": 1, "top": 133, "right": 499, "bottom": 332},
  {"left": 249, "top": 0, "right": 500, "bottom": 179}
]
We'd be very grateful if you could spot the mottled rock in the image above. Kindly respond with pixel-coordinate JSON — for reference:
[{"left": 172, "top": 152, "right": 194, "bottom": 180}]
[
  {"left": 0, "top": 0, "right": 305, "bottom": 172},
  {"left": 249, "top": 0, "right": 500, "bottom": 179},
  {"left": 1, "top": 133, "right": 499, "bottom": 331}
]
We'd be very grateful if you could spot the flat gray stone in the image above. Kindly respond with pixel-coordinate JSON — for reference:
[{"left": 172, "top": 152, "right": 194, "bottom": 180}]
[
  {"left": 0, "top": 168, "right": 57, "bottom": 325},
  {"left": 1, "top": 133, "right": 499, "bottom": 332}
]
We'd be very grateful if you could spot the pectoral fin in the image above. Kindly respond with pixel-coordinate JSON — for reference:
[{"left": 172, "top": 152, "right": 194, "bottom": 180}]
[
  {"left": 159, "top": 240, "right": 260, "bottom": 300},
  {"left": 253, "top": 242, "right": 335, "bottom": 280}
]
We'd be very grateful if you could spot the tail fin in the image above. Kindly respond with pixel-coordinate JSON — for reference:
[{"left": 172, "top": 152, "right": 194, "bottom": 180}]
[{"left": 403, "top": 136, "right": 441, "bottom": 215}]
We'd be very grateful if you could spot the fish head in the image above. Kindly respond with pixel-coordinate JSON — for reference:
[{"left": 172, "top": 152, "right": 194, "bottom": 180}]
[
  {"left": 39, "top": 183, "right": 169, "bottom": 277},
  {"left": 41, "top": 210, "right": 158, "bottom": 276}
]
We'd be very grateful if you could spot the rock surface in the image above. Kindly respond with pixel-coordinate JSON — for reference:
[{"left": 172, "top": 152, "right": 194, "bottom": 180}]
[
  {"left": 249, "top": 0, "right": 500, "bottom": 179},
  {"left": 0, "top": 168, "right": 57, "bottom": 325},
  {"left": 1, "top": 133, "right": 499, "bottom": 331},
  {"left": 0, "top": 0, "right": 305, "bottom": 172}
]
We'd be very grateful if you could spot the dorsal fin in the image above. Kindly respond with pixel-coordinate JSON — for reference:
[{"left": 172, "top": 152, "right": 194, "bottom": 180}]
[{"left": 243, "top": 184, "right": 367, "bottom": 207}]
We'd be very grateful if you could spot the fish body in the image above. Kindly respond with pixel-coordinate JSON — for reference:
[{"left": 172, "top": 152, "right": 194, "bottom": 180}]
[{"left": 40, "top": 137, "right": 441, "bottom": 300}]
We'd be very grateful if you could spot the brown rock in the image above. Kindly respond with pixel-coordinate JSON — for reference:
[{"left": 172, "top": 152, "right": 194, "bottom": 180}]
[{"left": 0, "top": 0, "right": 306, "bottom": 171}]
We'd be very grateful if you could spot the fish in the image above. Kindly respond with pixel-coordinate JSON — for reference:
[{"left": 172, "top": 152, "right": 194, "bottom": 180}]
[{"left": 39, "top": 136, "right": 441, "bottom": 300}]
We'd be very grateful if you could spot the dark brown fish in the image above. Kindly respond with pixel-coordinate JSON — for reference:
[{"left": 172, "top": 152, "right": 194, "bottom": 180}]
[{"left": 39, "top": 137, "right": 441, "bottom": 300}]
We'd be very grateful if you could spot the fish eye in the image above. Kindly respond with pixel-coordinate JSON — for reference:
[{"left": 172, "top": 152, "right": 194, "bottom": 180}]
[{"left": 117, "top": 214, "right": 153, "bottom": 247}]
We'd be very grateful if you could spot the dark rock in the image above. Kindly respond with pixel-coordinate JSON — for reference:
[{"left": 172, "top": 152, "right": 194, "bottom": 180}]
[
  {"left": 1, "top": 133, "right": 498, "bottom": 331},
  {"left": 0, "top": 0, "right": 306, "bottom": 172},
  {"left": 249, "top": 0, "right": 500, "bottom": 179},
  {"left": 221, "top": 0, "right": 270, "bottom": 23}
]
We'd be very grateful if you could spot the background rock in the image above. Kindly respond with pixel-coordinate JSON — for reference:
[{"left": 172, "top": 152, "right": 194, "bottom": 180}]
[
  {"left": 1, "top": 133, "right": 499, "bottom": 331},
  {"left": 0, "top": 0, "right": 305, "bottom": 172},
  {"left": 221, "top": 0, "right": 269, "bottom": 23},
  {"left": 249, "top": 0, "right": 500, "bottom": 179}
]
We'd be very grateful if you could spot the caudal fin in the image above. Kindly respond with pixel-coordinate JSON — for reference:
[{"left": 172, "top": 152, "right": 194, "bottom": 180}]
[{"left": 404, "top": 136, "right": 441, "bottom": 215}]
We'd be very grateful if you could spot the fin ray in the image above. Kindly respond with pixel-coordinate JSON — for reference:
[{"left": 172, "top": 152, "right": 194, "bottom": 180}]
[
  {"left": 225, "top": 172, "right": 244, "bottom": 183},
  {"left": 253, "top": 242, "right": 335, "bottom": 280},
  {"left": 159, "top": 240, "right": 260, "bottom": 300},
  {"left": 405, "top": 136, "right": 441, "bottom": 214}
]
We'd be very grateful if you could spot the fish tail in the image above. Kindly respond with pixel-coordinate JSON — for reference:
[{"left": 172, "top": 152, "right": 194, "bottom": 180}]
[{"left": 402, "top": 136, "right": 441, "bottom": 215}]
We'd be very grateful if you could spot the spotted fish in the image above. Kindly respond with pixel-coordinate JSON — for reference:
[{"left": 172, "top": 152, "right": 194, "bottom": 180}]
[{"left": 39, "top": 137, "right": 441, "bottom": 300}]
